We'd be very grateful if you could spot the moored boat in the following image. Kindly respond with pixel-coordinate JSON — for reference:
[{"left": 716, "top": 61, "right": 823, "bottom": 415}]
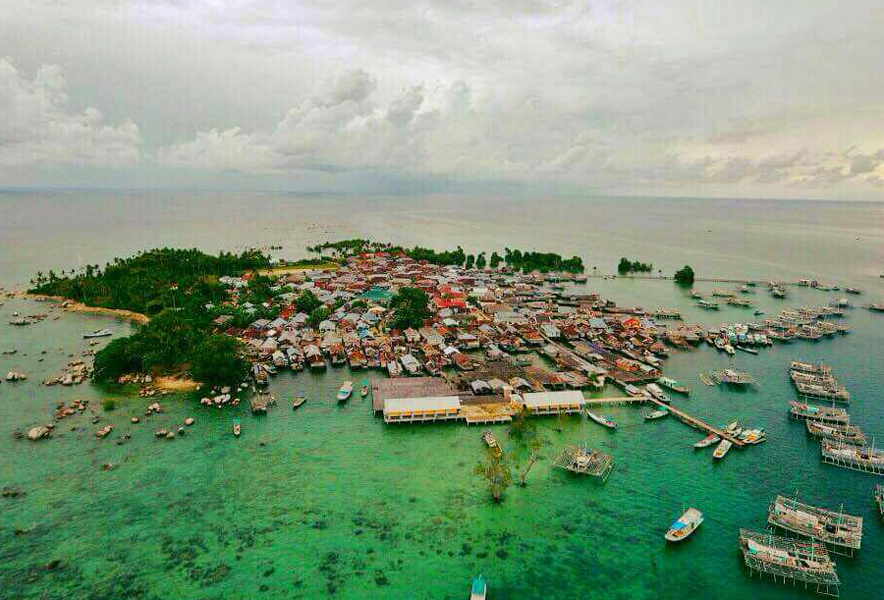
[
  {"left": 713, "top": 439, "right": 733, "bottom": 459},
  {"left": 665, "top": 507, "right": 704, "bottom": 542},
  {"left": 337, "top": 381, "right": 353, "bottom": 402},
  {"left": 586, "top": 410, "right": 617, "bottom": 430},
  {"left": 644, "top": 408, "right": 668, "bottom": 420},
  {"left": 360, "top": 380, "right": 369, "bottom": 398},
  {"left": 233, "top": 418, "right": 241, "bottom": 437},
  {"left": 694, "top": 433, "right": 720, "bottom": 449},
  {"left": 645, "top": 383, "right": 671, "bottom": 403},
  {"left": 470, "top": 575, "right": 487, "bottom": 600},
  {"left": 657, "top": 376, "right": 690, "bottom": 395},
  {"left": 292, "top": 392, "right": 307, "bottom": 409}
]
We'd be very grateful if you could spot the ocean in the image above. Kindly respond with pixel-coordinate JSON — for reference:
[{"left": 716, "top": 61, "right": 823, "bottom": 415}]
[{"left": 1, "top": 190, "right": 883, "bottom": 599}]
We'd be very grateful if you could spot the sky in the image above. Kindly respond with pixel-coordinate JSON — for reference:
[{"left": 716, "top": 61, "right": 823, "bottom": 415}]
[{"left": 1, "top": 0, "right": 884, "bottom": 200}]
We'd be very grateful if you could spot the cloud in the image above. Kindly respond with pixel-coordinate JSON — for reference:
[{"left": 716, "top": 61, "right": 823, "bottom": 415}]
[{"left": 0, "top": 57, "right": 141, "bottom": 167}]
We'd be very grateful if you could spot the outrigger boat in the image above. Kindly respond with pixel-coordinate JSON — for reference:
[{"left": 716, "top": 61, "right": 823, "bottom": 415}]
[
  {"left": 694, "top": 433, "right": 720, "bottom": 449},
  {"left": 586, "top": 410, "right": 617, "bottom": 430},
  {"left": 292, "top": 392, "right": 307, "bottom": 409},
  {"left": 713, "top": 439, "right": 733, "bottom": 459},
  {"left": 665, "top": 507, "right": 704, "bottom": 542},
  {"left": 337, "top": 381, "right": 353, "bottom": 403},
  {"left": 83, "top": 328, "right": 113, "bottom": 339},
  {"left": 470, "top": 575, "right": 487, "bottom": 600},
  {"left": 232, "top": 418, "right": 241, "bottom": 437}
]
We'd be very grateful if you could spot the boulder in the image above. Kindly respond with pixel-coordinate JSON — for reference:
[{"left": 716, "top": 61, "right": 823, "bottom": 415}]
[
  {"left": 184, "top": 417, "right": 194, "bottom": 426},
  {"left": 27, "top": 426, "right": 51, "bottom": 441}
]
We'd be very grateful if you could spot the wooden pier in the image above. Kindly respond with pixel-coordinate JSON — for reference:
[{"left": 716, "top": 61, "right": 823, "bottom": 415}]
[
  {"left": 646, "top": 397, "right": 745, "bottom": 446},
  {"left": 583, "top": 396, "right": 649, "bottom": 406}
]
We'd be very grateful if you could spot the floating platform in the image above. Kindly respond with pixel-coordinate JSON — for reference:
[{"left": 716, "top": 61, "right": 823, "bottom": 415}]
[{"left": 553, "top": 445, "right": 613, "bottom": 481}]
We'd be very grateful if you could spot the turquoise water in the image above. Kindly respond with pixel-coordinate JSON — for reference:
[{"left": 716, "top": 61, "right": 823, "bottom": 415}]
[{"left": 1, "top": 191, "right": 883, "bottom": 599}]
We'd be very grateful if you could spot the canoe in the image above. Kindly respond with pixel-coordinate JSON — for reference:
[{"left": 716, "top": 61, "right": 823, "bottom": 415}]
[
  {"left": 292, "top": 394, "right": 307, "bottom": 409},
  {"left": 586, "top": 410, "right": 617, "bottom": 430}
]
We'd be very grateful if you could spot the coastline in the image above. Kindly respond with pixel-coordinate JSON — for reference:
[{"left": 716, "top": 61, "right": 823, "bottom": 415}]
[{"left": 15, "top": 292, "right": 150, "bottom": 325}]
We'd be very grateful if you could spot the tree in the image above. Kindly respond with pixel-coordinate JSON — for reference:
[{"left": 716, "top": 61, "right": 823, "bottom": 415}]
[
  {"left": 519, "top": 439, "right": 542, "bottom": 487},
  {"left": 190, "top": 335, "right": 250, "bottom": 386},
  {"left": 508, "top": 405, "right": 536, "bottom": 439},
  {"left": 308, "top": 306, "right": 331, "bottom": 328},
  {"left": 465, "top": 254, "right": 475, "bottom": 270},
  {"left": 389, "top": 287, "right": 431, "bottom": 330},
  {"left": 474, "top": 453, "right": 512, "bottom": 502},
  {"left": 475, "top": 252, "right": 487, "bottom": 270},
  {"left": 674, "top": 265, "right": 695, "bottom": 285},
  {"left": 295, "top": 290, "right": 322, "bottom": 314},
  {"left": 489, "top": 251, "right": 502, "bottom": 269},
  {"left": 92, "top": 337, "right": 142, "bottom": 382}
]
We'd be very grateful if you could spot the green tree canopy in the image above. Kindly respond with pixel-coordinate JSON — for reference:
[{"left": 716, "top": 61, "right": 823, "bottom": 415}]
[
  {"left": 674, "top": 265, "right": 695, "bottom": 285},
  {"left": 389, "top": 287, "right": 431, "bottom": 330},
  {"left": 190, "top": 335, "right": 250, "bottom": 387}
]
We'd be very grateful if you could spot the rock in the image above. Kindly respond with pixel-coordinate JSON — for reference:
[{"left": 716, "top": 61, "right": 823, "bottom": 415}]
[
  {"left": 27, "top": 426, "right": 51, "bottom": 441},
  {"left": 131, "top": 417, "right": 140, "bottom": 424},
  {"left": 165, "top": 431, "right": 175, "bottom": 439},
  {"left": 2, "top": 486, "right": 24, "bottom": 499},
  {"left": 101, "top": 463, "right": 115, "bottom": 471},
  {"left": 45, "top": 559, "right": 61, "bottom": 570},
  {"left": 95, "top": 425, "right": 113, "bottom": 439},
  {"left": 144, "top": 375, "right": 152, "bottom": 383},
  {"left": 154, "top": 429, "right": 169, "bottom": 438},
  {"left": 184, "top": 417, "right": 194, "bottom": 426},
  {"left": 177, "top": 426, "right": 185, "bottom": 435}
]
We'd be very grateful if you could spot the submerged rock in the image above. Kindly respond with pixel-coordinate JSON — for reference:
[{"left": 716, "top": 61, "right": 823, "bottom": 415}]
[{"left": 27, "top": 426, "right": 51, "bottom": 441}]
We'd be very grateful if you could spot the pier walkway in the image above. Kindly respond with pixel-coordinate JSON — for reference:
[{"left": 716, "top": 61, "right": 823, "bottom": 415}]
[
  {"left": 646, "top": 397, "right": 745, "bottom": 446},
  {"left": 583, "top": 397, "right": 648, "bottom": 405},
  {"left": 586, "top": 274, "right": 804, "bottom": 286}
]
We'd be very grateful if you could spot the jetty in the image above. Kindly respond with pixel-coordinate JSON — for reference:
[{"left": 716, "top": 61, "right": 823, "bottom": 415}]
[
  {"left": 553, "top": 445, "right": 613, "bottom": 481},
  {"left": 646, "top": 397, "right": 745, "bottom": 447},
  {"left": 739, "top": 529, "right": 840, "bottom": 597},
  {"left": 768, "top": 495, "right": 863, "bottom": 556}
]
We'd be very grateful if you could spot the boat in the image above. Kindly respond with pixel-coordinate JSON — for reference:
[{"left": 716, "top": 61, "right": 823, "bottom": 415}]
[
  {"left": 645, "top": 383, "right": 671, "bottom": 403},
  {"left": 754, "top": 310, "right": 765, "bottom": 316},
  {"left": 292, "top": 392, "right": 307, "bottom": 409},
  {"left": 481, "top": 430, "right": 502, "bottom": 456},
  {"left": 665, "top": 507, "right": 704, "bottom": 542},
  {"left": 337, "top": 381, "right": 353, "bottom": 402},
  {"left": 657, "top": 376, "right": 690, "bottom": 395},
  {"left": 83, "top": 328, "right": 112, "bottom": 339},
  {"left": 768, "top": 495, "right": 863, "bottom": 553},
  {"left": 360, "top": 380, "right": 369, "bottom": 398},
  {"left": 644, "top": 408, "right": 669, "bottom": 420},
  {"left": 735, "top": 345, "right": 758, "bottom": 355},
  {"left": 233, "top": 418, "right": 241, "bottom": 437},
  {"left": 876, "top": 485, "right": 883, "bottom": 518},
  {"left": 739, "top": 428, "right": 766, "bottom": 444},
  {"left": 470, "top": 575, "right": 487, "bottom": 600},
  {"left": 585, "top": 410, "right": 617, "bottom": 430},
  {"left": 697, "top": 300, "right": 719, "bottom": 310},
  {"left": 713, "top": 439, "right": 732, "bottom": 459},
  {"left": 694, "top": 433, "right": 720, "bottom": 449}
]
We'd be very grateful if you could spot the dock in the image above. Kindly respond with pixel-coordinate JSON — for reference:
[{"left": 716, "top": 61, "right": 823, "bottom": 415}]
[
  {"left": 646, "top": 397, "right": 745, "bottom": 446},
  {"left": 553, "top": 445, "right": 614, "bottom": 480},
  {"left": 583, "top": 396, "right": 649, "bottom": 406}
]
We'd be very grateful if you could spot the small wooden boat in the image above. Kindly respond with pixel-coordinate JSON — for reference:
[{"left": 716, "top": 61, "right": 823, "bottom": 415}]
[
  {"left": 644, "top": 408, "right": 669, "bottom": 420},
  {"left": 665, "top": 507, "right": 704, "bottom": 542},
  {"left": 694, "top": 433, "right": 720, "bottom": 449},
  {"left": 360, "top": 380, "right": 369, "bottom": 398},
  {"left": 586, "top": 410, "right": 617, "bottom": 430},
  {"left": 657, "top": 376, "right": 690, "bottom": 395},
  {"left": 83, "top": 328, "right": 113, "bottom": 339},
  {"left": 233, "top": 418, "right": 241, "bottom": 437},
  {"left": 337, "top": 381, "right": 353, "bottom": 403},
  {"left": 292, "top": 392, "right": 307, "bottom": 409},
  {"left": 470, "top": 575, "right": 487, "bottom": 600},
  {"left": 713, "top": 439, "right": 732, "bottom": 459},
  {"left": 875, "top": 485, "right": 883, "bottom": 518}
]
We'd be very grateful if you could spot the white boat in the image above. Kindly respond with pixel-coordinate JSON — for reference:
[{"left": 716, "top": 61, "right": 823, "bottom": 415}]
[
  {"left": 665, "top": 507, "right": 704, "bottom": 542},
  {"left": 657, "top": 376, "right": 690, "bottom": 395},
  {"left": 644, "top": 408, "right": 669, "bottom": 420},
  {"left": 470, "top": 575, "right": 487, "bottom": 600},
  {"left": 645, "top": 383, "right": 671, "bottom": 403},
  {"left": 694, "top": 433, "right": 720, "bottom": 449},
  {"left": 586, "top": 410, "right": 617, "bottom": 430},
  {"left": 337, "top": 381, "right": 353, "bottom": 402},
  {"left": 83, "top": 328, "right": 112, "bottom": 339},
  {"left": 713, "top": 439, "right": 733, "bottom": 459}
]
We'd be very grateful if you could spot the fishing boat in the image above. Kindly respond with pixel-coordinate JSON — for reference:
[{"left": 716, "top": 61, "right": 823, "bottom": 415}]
[
  {"left": 665, "top": 507, "right": 704, "bottom": 542},
  {"left": 697, "top": 299, "right": 719, "bottom": 310},
  {"left": 644, "top": 408, "right": 669, "bottom": 420},
  {"left": 586, "top": 410, "right": 617, "bottom": 430},
  {"left": 657, "top": 376, "right": 690, "bottom": 395},
  {"left": 360, "top": 380, "right": 369, "bottom": 398},
  {"left": 470, "top": 575, "right": 487, "bottom": 600},
  {"left": 292, "top": 392, "right": 307, "bottom": 409},
  {"left": 875, "top": 485, "right": 883, "bottom": 518},
  {"left": 83, "top": 328, "right": 113, "bottom": 339},
  {"left": 735, "top": 345, "right": 758, "bottom": 355},
  {"left": 768, "top": 495, "right": 863, "bottom": 553},
  {"left": 713, "top": 439, "right": 733, "bottom": 459},
  {"left": 645, "top": 383, "right": 671, "bottom": 403},
  {"left": 694, "top": 433, "right": 720, "bottom": 449},
  {"left": 337, "top": 381, "right": 353, "bottom": 402},
  {"left": 754, "top": 310, "right": 765, "bottom": 316},
  {"left": 232, "top": 418, "right": 241, "bottom": 437}
]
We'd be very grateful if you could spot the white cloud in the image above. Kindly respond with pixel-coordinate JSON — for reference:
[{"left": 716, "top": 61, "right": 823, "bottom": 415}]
[{"left": 0, "top": 57, "right": 141, "bottom": 167}]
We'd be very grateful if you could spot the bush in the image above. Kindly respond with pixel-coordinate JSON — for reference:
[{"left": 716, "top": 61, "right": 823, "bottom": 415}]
[
  {"left": 674, "top": 265, "right": 695, "bottom": 285},
  {"left": 102, "top": 399, "right": 117, "bottom": 411},
  {"left": 92, "top": 337, "right": 142, "bottom": 382}
]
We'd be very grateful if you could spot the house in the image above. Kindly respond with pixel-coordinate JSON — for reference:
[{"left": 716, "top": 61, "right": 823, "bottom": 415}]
[{"left": 540, "top": 323, "right": 561, "bottom": 339}]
